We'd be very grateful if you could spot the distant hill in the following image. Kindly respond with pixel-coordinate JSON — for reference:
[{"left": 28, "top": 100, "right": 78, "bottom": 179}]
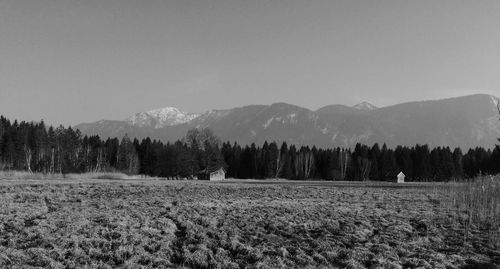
[{"left": 75, "top": 94, "right": 500, "bottom": 149}]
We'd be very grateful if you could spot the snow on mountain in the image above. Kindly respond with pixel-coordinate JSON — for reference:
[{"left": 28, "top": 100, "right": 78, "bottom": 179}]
[
  {"left": 126, "top": 107, "right": 200, "bottom": 128},
  {"left": 353, "top": 102, "right": 378, "bottom": 111}
]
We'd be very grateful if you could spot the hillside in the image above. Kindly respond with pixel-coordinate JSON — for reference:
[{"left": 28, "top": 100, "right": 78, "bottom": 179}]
[{"left": 75, "top": 94, "right": 500, "bottom": 149}]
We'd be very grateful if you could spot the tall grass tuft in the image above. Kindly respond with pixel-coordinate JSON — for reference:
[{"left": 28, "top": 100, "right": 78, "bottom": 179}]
[{"left": 449, "top": 175, "right": 500, "bottom": 244}]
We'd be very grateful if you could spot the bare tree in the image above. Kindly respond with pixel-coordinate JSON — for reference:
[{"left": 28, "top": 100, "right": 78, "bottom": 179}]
[
  {"left": 293, "top": 150, "right": 315, "bottom": 179},
  {"left": 302, "top": 151, "right": 315, "bottom": 178},
  {"left": 339, "top": 149, "right": 350, "bottom": 180},
  {"left": 94, "top": 148, "right": 103, "bottom": 172},
  {"left": 275, "top": 147, "right": 283, "bottom": 178},
  {"left": 24, "top": 145, "right": 32, "bottom": 173},
  {"left": 360, "top": 158, "right": 371, "bottom": 181}
]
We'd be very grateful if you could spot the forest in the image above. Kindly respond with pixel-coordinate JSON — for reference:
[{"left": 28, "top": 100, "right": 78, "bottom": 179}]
[{"left": 1, "top": 115, "right": 499, "bottom": 181}]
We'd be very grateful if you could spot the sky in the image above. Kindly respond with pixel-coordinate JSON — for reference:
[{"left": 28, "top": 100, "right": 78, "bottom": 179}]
[{"left": 1, "top": 0, "right": 500, "bottom": 126}]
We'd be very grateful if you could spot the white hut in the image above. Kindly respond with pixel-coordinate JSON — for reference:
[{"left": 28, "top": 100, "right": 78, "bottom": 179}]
[{"left": 397, "top": 172, "right": 405, "bottom": 183}]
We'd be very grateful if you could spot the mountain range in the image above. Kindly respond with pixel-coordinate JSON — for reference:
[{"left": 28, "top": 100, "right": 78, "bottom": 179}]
[{"left": 75, "top": 94, "right": 500, "bottom": 149}]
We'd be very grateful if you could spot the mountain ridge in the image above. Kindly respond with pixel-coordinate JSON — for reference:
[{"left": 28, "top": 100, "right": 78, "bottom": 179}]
[{"left": 75, "top": 94, "right": 500, "bottom": 149}]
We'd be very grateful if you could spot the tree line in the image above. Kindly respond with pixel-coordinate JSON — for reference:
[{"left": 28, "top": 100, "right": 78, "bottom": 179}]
[
  {"left": 220, "top": 142, "right": 500, "bottom": 181},
  {"left": 1, "top": 115, "right": 499, "bottom": 181}
]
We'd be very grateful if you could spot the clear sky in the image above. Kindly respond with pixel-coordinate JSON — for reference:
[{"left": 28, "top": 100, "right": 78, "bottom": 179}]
[{"left": 1, "top": 0, "right": 500, "bottom": 126}]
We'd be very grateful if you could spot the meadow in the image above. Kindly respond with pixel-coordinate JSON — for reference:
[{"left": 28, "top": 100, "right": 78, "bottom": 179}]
[{"left": 0, "top": 178, "right": 498, "bottom": 268}]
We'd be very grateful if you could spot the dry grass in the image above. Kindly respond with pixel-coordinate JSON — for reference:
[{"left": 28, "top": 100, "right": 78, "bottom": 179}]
[
  {"left": 0, "top": 171, "right": 149, "bottom": 180},
  {"left": 0, "top": 180, "right": 498, "bottom": 268},
  {"left": 445, "top": 176, "right": 500, "bottom": 245}
]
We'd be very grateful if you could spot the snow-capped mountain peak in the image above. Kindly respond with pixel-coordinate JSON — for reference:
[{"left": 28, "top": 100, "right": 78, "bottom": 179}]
[
  {"left": 353, "top": 102, "right": 378, "bottom": 111},
  {"left": 126, "top": 107, "right": 200, "bottom": 128}
]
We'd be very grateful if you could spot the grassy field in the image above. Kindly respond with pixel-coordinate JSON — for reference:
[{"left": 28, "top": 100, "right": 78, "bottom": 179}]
[{"left": 0, "top": 179, "right": 498, "bottom": 268}]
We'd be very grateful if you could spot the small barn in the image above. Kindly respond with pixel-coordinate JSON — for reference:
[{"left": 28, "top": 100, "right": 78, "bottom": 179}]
[
  {"left": 397, "top": 172, "right": 405, "bottom": 183},
  {"left": 197, "top": 167, "right": 226, "bottom": 181}
]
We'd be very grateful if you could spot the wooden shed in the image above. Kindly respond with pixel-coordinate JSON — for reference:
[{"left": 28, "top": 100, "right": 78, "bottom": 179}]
[{"left": 197, "top": 167, "right": 226, "bottom": 181}]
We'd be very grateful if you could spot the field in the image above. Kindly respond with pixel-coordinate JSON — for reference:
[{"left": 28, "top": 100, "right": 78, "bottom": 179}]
[{"left": 0, "top": 179, "right": 499, "bottom": 269}]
